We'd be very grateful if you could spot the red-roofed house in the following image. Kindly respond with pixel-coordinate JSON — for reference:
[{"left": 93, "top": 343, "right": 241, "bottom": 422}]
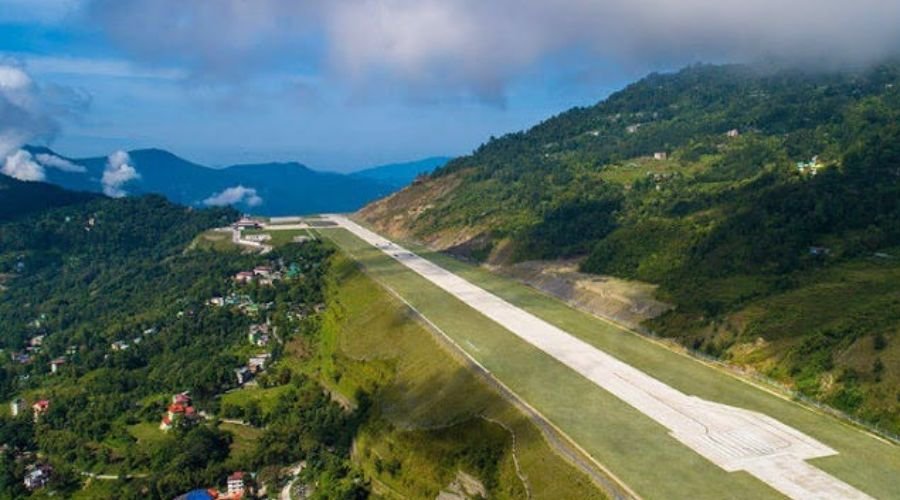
[
  {"left": 32, "top": 400, "right": 49, "bottom": 422},
  {"left": 160, "top": 400, "right": 199, "bottom": 431},
  {"left": 173, "top": 392, "right": 191, "bottom": 405}
]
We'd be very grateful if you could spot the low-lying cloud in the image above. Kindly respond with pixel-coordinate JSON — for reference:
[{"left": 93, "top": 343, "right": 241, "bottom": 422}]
[
  {"left": 36, "top": 152, "right": 86, "bottom": 173},
  {"left": 102, "top": 150, "right": 140, "bottom": 197},
  {"left": 1, "top": 150, "right": 45, "bottom": 181},
  {"left": 203, "top": 185, "right": 263, "bottom": 207},
  {"left": 82, "top": 0, "right": 900, "bottom": 98}
]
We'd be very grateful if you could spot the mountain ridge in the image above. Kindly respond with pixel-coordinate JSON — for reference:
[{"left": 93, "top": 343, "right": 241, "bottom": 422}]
[{"left": 12, "top": 146, "right": 447, "bottom": 215}]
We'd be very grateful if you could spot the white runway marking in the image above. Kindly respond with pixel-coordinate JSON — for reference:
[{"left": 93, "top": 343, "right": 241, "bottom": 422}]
[{"left": 326, "top": 215, "right": 871, "bottom": 500}]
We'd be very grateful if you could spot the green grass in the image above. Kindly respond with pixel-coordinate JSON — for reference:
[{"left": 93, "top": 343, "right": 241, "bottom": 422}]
[
  {"left": 220, "top": 385, "right": 293, "bottom": 416},
  {"left": 127, "top": 421, "right": 168, "bottom": 446},
  {"left": 319, "top": 226, "right": 900, "bottom": 499},
  {"left": 220, "top": 421, "right": 263, "bottom": 459},
  {"left": 190, "top": 229, "right": 240, "bottom": 252},
  {"left": 322, "top": 253, "right": 605, "bottom": 499}
]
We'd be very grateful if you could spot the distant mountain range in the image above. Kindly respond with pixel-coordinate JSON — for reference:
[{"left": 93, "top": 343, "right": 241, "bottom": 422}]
[{"left": 14, "top": 146, "right": 449, "bottom": 216}]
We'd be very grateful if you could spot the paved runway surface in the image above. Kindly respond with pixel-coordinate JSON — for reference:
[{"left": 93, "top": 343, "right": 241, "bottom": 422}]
[{"left": 326, "top": 214, "right": 871, "bottom": 500}]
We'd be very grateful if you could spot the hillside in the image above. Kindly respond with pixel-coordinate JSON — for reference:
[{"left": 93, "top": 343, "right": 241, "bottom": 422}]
[
  {"left": 18, "top": 146, "right": 418, "bottom": 215},
  {"left": 0, "top": 175, "right": 98, "bottom": 222},
  {"left": 359, "top": 62, "right": 900, "bottom": 434}
]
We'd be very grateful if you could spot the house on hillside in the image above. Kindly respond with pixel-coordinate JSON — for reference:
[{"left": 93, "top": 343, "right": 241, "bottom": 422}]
[
  {"left": 726, "top": 128, "right": 740, "bottom": 138},
  {"left": 173, "top": 392, "right": 191, "bottom": 405},
  {"left": 234, "top": 271, "right": 255, "bottom": 284},
  {"left": 111, "top": 340, "right": 129, "bottom": 351},
  {"left": 23, "top": 464, "right": 52, "bottom": 491},
  {"left": 626, "top": 124, "right": 641, "bottom": 134},
  {"left": 49, "top": 357, "right": 66, "bottom": 374},
  {"left": 10, "top": 398, "right": 25, "bottom": 417},
  {"left": 32, "top": 400, "right": 49, "bottom": 422},
  {"left": 653, "top": 152, "right": 668, "bottom": 161},
  {"left": 248, "top": 354, "right": 271, "bottom": 374},
  {"left": 248, "top": 324, "right": 271, "bottom": 346},
  {"left": 234, "top": 366, "right": 253, "bottom": 385},
  {"left": 161, "top": 392, "right": 199, "bottom": 431},
  {"left": 11, "top": 352, "right": 31, "bottom": 364},
  {"left": 227, "top": 471, "right": 249, "bottom": 498}
]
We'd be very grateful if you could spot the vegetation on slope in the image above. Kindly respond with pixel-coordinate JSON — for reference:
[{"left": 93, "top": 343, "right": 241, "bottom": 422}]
[
  {"left": 0, "top": 175, "right": 98, "bottom": 222},
  {"left": 359, "top": 62, "right": 900, "bottom": 434},
  {"left": 0, "top": 193, "right": 354, "bottom": 498}
]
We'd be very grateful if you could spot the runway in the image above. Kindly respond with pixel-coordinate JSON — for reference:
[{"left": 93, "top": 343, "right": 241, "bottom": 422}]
[{"left": 325, "top": 214, "right": 870, "bottom": 500}]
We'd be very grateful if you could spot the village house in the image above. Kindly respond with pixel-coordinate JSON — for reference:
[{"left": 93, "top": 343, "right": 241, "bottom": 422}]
[
  {"left": 160, "top": 392, "right": 199, "bottom": 431},
  {"left": 626, "top": 124, "right": 641, "bottom": 134},
  {"left": 10, "top": 398, "right": 25, "bottom": 417},
  {"left": 11, "top": 352, "right": 31, "bottom": 364},
  {"left": 111, "top": 340, "right": 129, "bottom": 351},
  {"left": 208, "top": 297, "right": 225, "bottom": 307},
  {"left": 248, "top": 324, "right": 271, "bottom": 346},
  {"left": 234, "top": 271, "right": 255, "bottom": 284},
  {"left": 234, "top": 366, "right": 253, "bottom": 385},
  {"left": 28, "top": 335, "right": 45, "bottom": 348},
  {"left": 226, "top": 471, "right": 249, "bottom": 498},
  {"left": 32, "top": 400, "right": 50, "bottom": 422},
  {"left": 653, "top": 151, "right": 668, "bottom": 161},
  {"left": 248, "top": 354, "right": 271, "bottom": 374},
  {"left": 726, "top": 128, "right": 740, "bottom": 137},
  {"left": 23, "top": 463, "right": 52, "bottom": 491},
  {"left": 49, "top": 357, "right": 65, "bottom": 374}
]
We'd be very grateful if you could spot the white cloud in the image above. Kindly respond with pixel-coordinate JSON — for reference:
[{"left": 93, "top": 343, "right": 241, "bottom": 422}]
[
  {"left": 101, "top": 150, "right": 140, "bottom": 197},
  {"left": 203, "top": 185, "right": 263, "bottom": 207},
  {"left": 36, "top": 152, "right": 86, "bottom": 172},
  {"left": 1, "top": 149, "right": 46, "bottom": 181},
  {"left": 0, "top": 63, "right": 58, "bottom": 160},
  {"left": 22, "top": 55, "right": 186, "bottom": 80},
  {"left": 83, "top": 0, "right": 900, "bottom": 98}
]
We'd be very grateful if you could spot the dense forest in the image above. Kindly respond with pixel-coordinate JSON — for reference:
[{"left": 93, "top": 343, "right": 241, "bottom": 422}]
[
  {"left": 0, "top": 176, "right": 98, "bottom": 222},
  {"left": 360, "top": 62, "right": 900, "bottom": 434},
  {"left": 0, "top": 192, "right": 368, "bottom": 498}
]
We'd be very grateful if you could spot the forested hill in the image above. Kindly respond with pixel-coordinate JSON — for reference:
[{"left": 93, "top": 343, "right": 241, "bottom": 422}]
[
  {"left": 0, "top": 175, "right": 98, "bottom": 222},
  {"left": 359, "top": 62, "right": 900, "bottom": 433}
]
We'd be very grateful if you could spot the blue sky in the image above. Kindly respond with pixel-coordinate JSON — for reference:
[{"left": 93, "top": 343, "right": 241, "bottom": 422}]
[
  {"left": 0, "top": 1, "right": 632, "bottom": 171},
  {"left": 1, "top": 0, "right": 898, "bottom": 171}
]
